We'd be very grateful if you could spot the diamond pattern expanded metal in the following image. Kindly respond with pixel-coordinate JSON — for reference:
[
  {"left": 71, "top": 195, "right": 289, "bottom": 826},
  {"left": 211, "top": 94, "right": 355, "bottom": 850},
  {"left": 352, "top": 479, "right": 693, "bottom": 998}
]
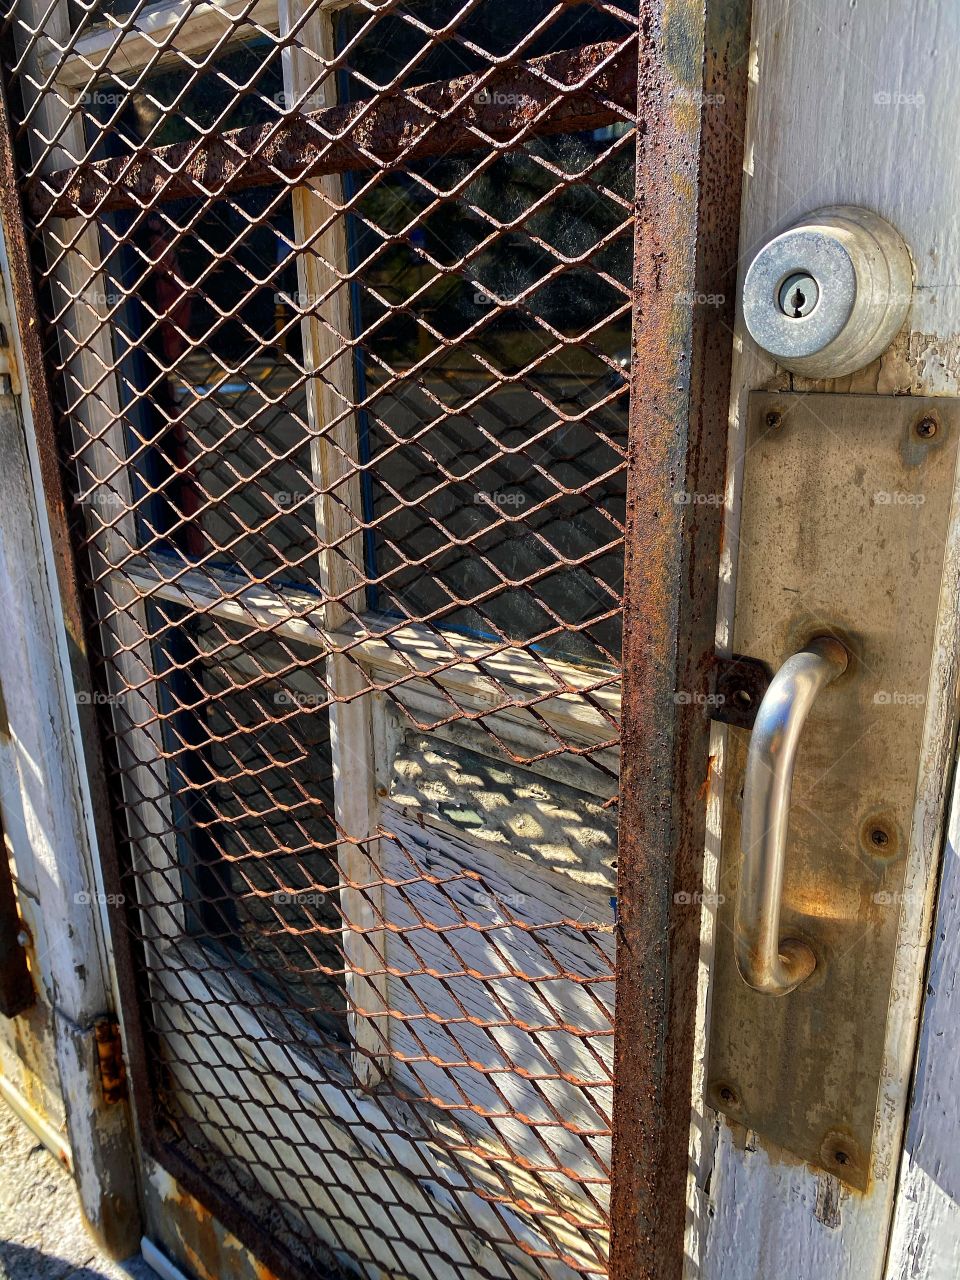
[{"left": 3, "top": 3, "right": 640, "bottom": 1277}]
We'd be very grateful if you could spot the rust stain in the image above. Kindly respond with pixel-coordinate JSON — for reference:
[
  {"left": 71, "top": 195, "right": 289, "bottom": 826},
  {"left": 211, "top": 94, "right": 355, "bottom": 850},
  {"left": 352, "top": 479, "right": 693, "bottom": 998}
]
[
  {"left": 94, "top": 1019, "right": 127, "bottom": 1105},
  {"left": 162, "top": 1182, "right": 283, "bottom": 1280}
]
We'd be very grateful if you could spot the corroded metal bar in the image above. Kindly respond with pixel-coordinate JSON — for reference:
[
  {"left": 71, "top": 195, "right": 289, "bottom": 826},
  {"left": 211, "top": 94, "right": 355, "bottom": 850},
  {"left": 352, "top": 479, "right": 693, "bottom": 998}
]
[
  {"left": 35, "top": 38, "right": 636, "bottom": 219},
  {"left": 610, "top": 1, "right": 752, "bottom": 1277}
]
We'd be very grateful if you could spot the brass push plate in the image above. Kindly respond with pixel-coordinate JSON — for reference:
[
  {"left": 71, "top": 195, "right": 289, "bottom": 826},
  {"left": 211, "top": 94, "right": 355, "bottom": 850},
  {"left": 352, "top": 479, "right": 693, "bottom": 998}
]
[{"left": 708, "top": 392, "right": 960, "bottom": 1188}]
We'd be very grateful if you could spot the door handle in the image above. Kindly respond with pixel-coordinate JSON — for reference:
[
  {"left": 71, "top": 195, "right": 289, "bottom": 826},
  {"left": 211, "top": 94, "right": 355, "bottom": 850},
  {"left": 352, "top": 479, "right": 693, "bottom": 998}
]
[{"left": 736, "top": 636, "right": 848, "bottom": 994}]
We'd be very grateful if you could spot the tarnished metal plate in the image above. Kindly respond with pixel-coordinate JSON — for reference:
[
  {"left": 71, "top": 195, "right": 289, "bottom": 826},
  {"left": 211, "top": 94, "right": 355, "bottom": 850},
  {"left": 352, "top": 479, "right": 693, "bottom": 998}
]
[{"left": 708, "top": 392, "right": 960, "bottom": 1188}]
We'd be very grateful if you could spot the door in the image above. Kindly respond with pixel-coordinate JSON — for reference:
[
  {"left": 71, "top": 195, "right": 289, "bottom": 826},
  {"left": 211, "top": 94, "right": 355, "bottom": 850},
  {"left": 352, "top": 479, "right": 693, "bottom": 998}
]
[{"left": 0, "top": 1, "right": 747, "bottom": 1278}]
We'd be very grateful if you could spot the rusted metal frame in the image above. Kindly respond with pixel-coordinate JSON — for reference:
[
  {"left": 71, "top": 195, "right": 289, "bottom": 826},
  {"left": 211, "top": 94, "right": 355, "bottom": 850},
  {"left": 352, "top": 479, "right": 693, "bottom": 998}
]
[
  {"left": 32, "top": 82, "right": 631, "bottom": 413},
  {"left": 0, "top": 59, "right": 162, "bottom": 1171},
  {"left": 35, "top": 38, "right": 637, "bottom": 217},
  {"left": 3, "top": 8, "right": 634, "bottom": 1276},
  {"left": 610, "top": 1, "right": 751, "bottom": 1278}
]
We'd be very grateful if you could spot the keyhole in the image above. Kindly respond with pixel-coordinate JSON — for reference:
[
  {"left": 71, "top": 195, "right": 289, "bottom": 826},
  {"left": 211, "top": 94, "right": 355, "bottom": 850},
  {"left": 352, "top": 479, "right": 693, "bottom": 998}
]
[{"left": 778, "top": 272, "right": 819, "bottom": 319}]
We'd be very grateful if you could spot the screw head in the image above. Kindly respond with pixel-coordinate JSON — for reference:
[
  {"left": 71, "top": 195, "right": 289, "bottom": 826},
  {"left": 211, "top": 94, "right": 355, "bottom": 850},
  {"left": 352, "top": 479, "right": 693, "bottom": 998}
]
[
  {"left": 765, "top": 410, "right": 783, "bottom": 431},
  {"left": 820, "top": 1130, "right": 862, "bottom": 1179},
  {"left": 714, "top": 1083, "right": 740, "bottom": 1109},
  {"left": 916, "top": 416, "right": 938, "bottom": 439},
  {"left": 861, "top": 813, "right": 900, "bottom": 859}
]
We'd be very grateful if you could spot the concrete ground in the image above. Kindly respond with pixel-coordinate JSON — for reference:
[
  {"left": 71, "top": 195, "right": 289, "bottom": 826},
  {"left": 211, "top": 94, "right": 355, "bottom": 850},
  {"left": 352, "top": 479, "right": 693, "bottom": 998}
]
[{"left": 0, "top": 1099, "right": 156, "bottom": 1280}]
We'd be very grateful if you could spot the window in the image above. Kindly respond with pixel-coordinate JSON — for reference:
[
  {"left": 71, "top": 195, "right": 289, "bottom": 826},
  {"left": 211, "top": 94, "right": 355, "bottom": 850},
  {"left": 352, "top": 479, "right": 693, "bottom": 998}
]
[{"left": 12, "top": 2, "right": 637, "bottom": 1275}]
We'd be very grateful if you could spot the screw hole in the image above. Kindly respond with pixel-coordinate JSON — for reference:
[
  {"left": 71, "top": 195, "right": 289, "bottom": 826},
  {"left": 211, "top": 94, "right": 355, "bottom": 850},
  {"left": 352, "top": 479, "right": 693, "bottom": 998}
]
[
  {"left": 870, "top": 827, "right": 890, "bottom": 849},
  {"left": 833, "top": 1149, "right": 850, "bottom": 1167},
  {"left": 731, "top": 688, "right": 753, "bottom": 711},
  {"left": 765, "top": 410, "right": 782, "bottom": 430}
]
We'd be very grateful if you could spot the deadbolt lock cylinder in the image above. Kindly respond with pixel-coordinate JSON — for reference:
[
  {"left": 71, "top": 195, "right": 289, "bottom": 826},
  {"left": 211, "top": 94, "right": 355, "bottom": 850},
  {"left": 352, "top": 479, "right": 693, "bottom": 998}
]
[{"left": 742, "top": 205, "right": 913, "bottom": 379}]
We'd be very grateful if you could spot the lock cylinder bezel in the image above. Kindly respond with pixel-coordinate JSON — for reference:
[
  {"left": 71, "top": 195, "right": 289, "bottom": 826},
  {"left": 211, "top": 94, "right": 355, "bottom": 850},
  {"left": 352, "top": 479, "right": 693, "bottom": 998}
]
[{"left": 742, "top": 205, "right": 913, "bottom": 379}]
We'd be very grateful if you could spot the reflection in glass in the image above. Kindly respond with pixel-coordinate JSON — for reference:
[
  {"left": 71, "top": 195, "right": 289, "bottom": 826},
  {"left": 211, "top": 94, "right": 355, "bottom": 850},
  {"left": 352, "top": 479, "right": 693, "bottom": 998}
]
[
  {"left": 336, "top": 130, "right": 632, "bottom": 666},
  {"left": 149, "top": 606, "right": 346, "bottom": 1029}
]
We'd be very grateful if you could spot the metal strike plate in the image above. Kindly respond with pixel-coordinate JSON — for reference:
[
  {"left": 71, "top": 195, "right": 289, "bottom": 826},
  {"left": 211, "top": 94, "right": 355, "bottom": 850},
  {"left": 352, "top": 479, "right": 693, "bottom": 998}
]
[{"left": 707, "top": 392, "right": 960, "bottom": 1188}]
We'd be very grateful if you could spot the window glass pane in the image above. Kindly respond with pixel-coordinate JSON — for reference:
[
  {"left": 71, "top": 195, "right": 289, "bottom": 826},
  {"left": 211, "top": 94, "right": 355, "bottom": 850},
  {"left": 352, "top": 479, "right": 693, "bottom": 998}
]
[
  {"left": 148, "top": 606, "right": 346, "bottom": 1031},
  {"left": 336, "top": 1, "right": 639, "bottom": 97},
  {"left": 87, "top": 38, "right": 284, "bottom": 149},
  {"left": 340, "top": 129, "right": 631, "bottom": 666},
  {"left": 89, "top": 54, "right": 318, "bottom": 589}
]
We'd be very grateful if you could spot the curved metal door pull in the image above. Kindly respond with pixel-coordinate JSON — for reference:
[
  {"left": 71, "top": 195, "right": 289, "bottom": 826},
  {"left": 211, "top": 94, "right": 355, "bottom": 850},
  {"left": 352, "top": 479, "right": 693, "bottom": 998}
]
[{"left": 736, "top": 636, "right": 848, "bottom": 994}]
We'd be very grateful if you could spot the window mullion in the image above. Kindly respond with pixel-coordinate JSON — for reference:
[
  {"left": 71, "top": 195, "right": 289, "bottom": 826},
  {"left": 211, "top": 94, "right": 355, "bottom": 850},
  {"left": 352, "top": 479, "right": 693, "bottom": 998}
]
[{"left": 280, "top": 0, "right": 390, "bottom": 1087}]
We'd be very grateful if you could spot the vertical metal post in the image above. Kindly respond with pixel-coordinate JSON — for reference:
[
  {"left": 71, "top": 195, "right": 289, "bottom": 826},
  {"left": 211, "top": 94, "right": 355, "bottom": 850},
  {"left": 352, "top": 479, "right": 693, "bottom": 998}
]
[{"left": 610, "top": 1, "right": 751, "bottom": 1276}]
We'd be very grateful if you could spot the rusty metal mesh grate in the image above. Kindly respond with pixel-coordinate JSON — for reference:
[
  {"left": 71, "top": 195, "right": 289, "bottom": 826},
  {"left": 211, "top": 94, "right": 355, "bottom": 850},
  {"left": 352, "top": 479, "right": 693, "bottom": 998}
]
[{"left": 4, "top": 1, "right": 637, "bottom": 1275}]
